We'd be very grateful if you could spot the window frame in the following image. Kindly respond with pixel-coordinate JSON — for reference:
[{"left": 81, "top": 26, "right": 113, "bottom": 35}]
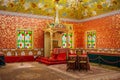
[
  {"left": 61, "top": 24, "right": 74, "bottom": 48},
  {"left": 85, "top": 30, "right": 96, "bottom": 49},
  {"left": 16, "top": 29, "right": 33, "bottom": 50}
]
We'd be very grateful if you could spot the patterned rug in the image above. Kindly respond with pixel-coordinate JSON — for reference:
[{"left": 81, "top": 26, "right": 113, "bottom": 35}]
[
  {"left": 48, "top": 64, "right": 120, "bottom": 80},
  {"left": 0, "top": 62, "right": 120, "bottom": 80},
  {"left": 0, "top": 62, "right": 76, "bottom": 80}
]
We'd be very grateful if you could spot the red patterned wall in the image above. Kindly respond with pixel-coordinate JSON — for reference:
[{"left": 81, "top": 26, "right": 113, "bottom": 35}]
[
  {"left": 1, "top": 13, "right": 119, "bottom": 49},
  {"left": 0, "top": 14, "right": 78, "bottom": 49},
  {"left": 74, "top": 14, "right": 120, "bottom": 49},
  {"left": 0, "top": 14, "right": 50, "bottom": 49}
]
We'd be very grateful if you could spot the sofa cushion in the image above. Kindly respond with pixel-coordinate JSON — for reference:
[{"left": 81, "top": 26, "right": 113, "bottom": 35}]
[
  {"left": 5, "top": 56, "right": 34, "bottom": 63},
  {"left": 51, "top": 54, "right": 58, "bottom": 59},
  {"left": 48, "top": 58, "right": 57, "bottom": 62},
  {"left": 40, "top": 57, "right": 50, "bottom": 61},
  {"left": 57, "top": 53, "right": 66, "bottom": 61}
]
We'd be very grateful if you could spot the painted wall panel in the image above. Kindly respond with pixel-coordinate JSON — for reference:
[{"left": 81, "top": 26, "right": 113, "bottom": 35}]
[{"left": 75, "top": 13, "right": 120, "bottom": 49}]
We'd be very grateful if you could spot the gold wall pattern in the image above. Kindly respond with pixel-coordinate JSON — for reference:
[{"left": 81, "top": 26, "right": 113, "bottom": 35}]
[
  {"left": 74, "top": 13, "right": 120, "bottom": 49},
  {"left": 0, "top": 14, "right": 78, "bottom": 49},
  {"left": 0, "top": 13, "right": 120, "bottom": 49},
  {"left": 0, "top": 0, "right": 120, "bottom": 19}
]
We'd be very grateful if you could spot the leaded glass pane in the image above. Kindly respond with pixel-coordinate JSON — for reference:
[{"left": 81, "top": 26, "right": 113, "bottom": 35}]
[
  {"left": 25, "top": 31, "right": 32, "bottom": 49},
  {"left": 68, "top": 33, "right": 73, "bottom": 48},
  {"left": 62, "top": 33, "right": 73, "bottom": 48},
  {"left": 62, "top": 33, "right": 67, "bottom": 48},
  {"left": 87, "top": 31, "right": 96, "bottom": 48},
  {"left": 17, "top": 30, "right": 25, "bottom": 49},
  {"left": 17, "top": 30, "right": 32, "bottom": 49}
]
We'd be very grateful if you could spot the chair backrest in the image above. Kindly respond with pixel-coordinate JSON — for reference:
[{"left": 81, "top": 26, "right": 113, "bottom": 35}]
[
  {"left": 76, "top": 50, "right": 82, "bottom": 55},
  {"left": 67, "top": 55, "right": 77, "bottom": 62},
  {"left": 78, "top": 55, "right": 88, "bottom": 63},
  {"left": 69, "top": 49, "right": 76, "bottom": 54}
]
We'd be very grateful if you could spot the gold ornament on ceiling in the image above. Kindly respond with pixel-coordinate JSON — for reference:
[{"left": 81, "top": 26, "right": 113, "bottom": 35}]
[
  {"left": 0, "top": 0, "right": 119, "bottom": 19},
  {"left": 31, "top": 3, "right": 37, "bottom": 8}
]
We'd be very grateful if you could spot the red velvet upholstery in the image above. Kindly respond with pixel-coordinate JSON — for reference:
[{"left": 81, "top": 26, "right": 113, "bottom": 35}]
[
  {"left": 36, "top": 53, "right": 67, "bottom": 65},
  {"left": 57, "top": 53, "right": 66, "bottom": 61},
  {"left": 50, "top": 54, "right": 58, "bottom": 59},
  {"left": 5, "top": 56, "right": 34, "bottom": 63},
  {"left": 68, "top": 53, "right": 77, "bottom": 56}
]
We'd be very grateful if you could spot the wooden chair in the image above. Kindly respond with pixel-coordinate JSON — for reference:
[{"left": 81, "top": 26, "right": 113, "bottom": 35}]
[
  {"left": 66, "top": 55, "right": 77, "bottom": 71},
  {"left": 78, "top": 55, "right": 90, "bottom": 71},
  {"left": 76, "top": 49, "right": 83, "bottom": 55}
]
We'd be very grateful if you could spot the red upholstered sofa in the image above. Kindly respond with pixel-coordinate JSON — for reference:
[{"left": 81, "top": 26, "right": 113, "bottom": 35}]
[
  {"left": 5, "top": 56, "right": 34, "bottom": 63},
  {"left": 36, "top": 53, "right": 67, "bottom": 65}
]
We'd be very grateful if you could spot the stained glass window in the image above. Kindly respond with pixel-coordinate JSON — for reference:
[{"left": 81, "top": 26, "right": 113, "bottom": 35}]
[
  {"left": 62, "top": 33, "right": 67, "bottom": 48},
  {"left": 68, "top": 33, "right": 73, "bottom": 48},
  {"left": 62, "top": 33, "right": 73, "bottom": 48},
  {"left": 17, "top": 30, "right": 32, "bottom": 49},
  {"left": 87, "top": 31, "right": 96, "bottom": 48}
]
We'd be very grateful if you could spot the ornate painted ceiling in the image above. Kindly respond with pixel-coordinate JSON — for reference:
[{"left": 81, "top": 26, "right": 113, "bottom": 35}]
[{"left": 0, "top": 0, "right": 120, "bottom": 20}]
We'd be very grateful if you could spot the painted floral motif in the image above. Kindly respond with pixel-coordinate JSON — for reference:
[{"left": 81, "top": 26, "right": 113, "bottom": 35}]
[{"left": 0, "top": 0, "right": 119, "bottom": 19}]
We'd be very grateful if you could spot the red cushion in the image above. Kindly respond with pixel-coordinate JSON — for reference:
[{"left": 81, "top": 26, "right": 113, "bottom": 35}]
[
  {"left": 40, "top": 57, "right": 49, "bottom": 61},
  {"left": 5, "top": 56, "right": 34, "bottom": 63},
  {"left": 82, "top": 53, "right": 87, "bottom": 55},
  {"left": 51, "top": 54, "right": 58, "bottom": 59},
  {"left": 57, "top": 53, "right": 66, "bottom": 61},
  {"left": 68, "top": 53, "right": 77, "bottom": 56},
  {"left": 48, "top": 58, "right": 56, "bottom": 62}
]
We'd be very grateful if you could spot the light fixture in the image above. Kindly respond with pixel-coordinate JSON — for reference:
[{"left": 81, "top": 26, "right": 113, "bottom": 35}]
[{"left": 47, "top": 0, "right": 65, "bottom": 28}]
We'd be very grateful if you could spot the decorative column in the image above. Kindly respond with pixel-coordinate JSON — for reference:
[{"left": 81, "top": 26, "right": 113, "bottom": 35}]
[
  {"left": 66, "top": 32, "right": 69, "bottom": 48},
  {"left": 50, "top": 32, "right": 53, "bottom": 51}
]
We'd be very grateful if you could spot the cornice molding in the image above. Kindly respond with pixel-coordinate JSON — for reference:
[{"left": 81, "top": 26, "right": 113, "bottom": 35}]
[
  {"left": 0, "top": 10, "right": 54, "bottom": 20},
  {"left": 0, "top": 10, "right": 80, "bottom": 22},
  {"left": 0, "top": 10, "right": 120, "bottom": 23}
]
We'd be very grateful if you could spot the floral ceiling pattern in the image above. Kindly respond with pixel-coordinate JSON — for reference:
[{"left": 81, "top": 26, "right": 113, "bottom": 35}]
[{"left": 0, "top": 0, "right": 120, "bottom": 19}]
